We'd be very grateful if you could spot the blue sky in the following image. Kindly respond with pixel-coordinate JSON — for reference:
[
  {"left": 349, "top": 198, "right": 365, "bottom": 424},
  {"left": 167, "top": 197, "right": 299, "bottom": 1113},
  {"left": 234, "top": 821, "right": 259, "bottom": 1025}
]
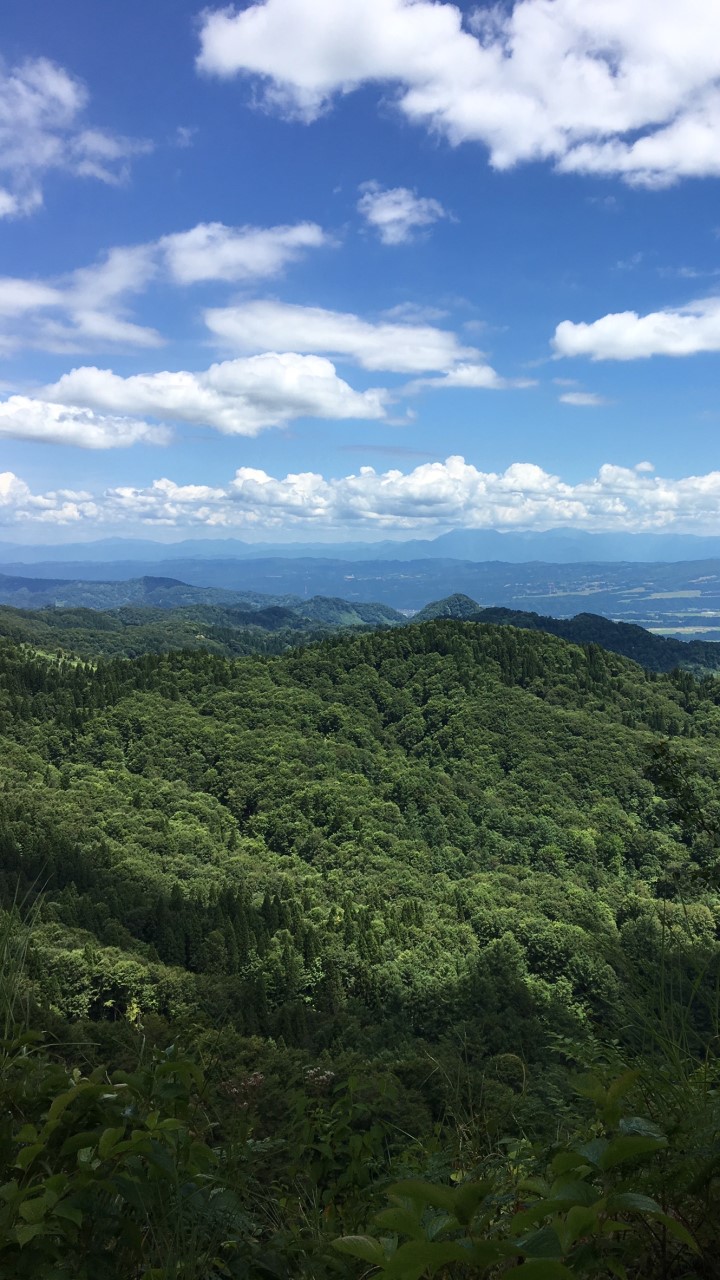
[{"left": 1, "top": 0, "right": 720, "bottom": 541}]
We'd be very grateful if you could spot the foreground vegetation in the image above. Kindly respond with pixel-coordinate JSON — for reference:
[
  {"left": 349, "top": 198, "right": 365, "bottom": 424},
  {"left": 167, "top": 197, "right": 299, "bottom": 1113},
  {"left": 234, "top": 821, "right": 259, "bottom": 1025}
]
[{"left": 1, "top": 619, "right": 719, "bottom": 1275}]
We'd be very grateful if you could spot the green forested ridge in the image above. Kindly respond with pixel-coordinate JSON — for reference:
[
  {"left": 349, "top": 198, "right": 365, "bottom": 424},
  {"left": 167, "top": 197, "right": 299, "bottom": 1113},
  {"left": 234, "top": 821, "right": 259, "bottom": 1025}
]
[
  {"left": 0, "top": 596, "right": 405, "bottom": 660},
  {"left": 4, "top": 591, "right": 720, "bottom": 677},
  {"left": 470, "top": 604, "right": 720, "bottom": 674},
  {"left": 1, "top": 619, "right": 719, "bottom": 1276}
]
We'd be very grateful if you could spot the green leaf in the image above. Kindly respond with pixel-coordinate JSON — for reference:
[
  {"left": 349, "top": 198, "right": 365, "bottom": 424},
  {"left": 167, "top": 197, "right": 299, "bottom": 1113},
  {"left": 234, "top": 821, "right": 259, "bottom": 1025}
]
[
  {"left": 550, "top": 1151, "right": 588, "bottom": 1176},
  {"left": 15, "top": 1143, "right": 43, "bottom": 1170},
  {"left": 52, "top": 1201, "right": 83, "bottom": 1227},
  {"left": 383, "top": 1240, "right": 472, "bottom": 1280},
  {"left": 60, "top": 1130, "right": 100, "bottom": 1157},
  {"left": 375, "top": 1207, "right": 424, "bottom": 1239},
  {"left": 98, "top": 1126, "right": 125, "bottom": 1159},
  {"left": 45, "top": 1081, "right": 95, "bottom": 1128},
  {"left": 598, "top": 1136, "right": 666, "bottom": 1170},
  {"left": 548, "top": 1177, "right": 598, "bottom": 1206},
  {"left": 607, "top": 1192, "right": 662, "bottom": 1214},
  {"left": 653, "top": 1213, "right": 700, "bottom": 1252},
  {"left": 619, "top": 1116, "right": 665, "bottom": 1139},
  {"left": 512, "top": 1263, "right": 575, "bottom": 1280},
  {"left": 451, "top": 1179, "right": 494, "bottom": 1225},
  {"left": 518, "top": 1226, "right": 563, "bottom": 1259},
  {"left": 575, "top": 1139, "right": 607, "bottom": 1168},
  {"left": 388, "top": 1180, "right": 456, "bottom": 1215},
  {"left": 19, "top": 1195, "right": 52, "bottom": 1224},
  {"left": 333, "top": 1234, "right": 387, "bottom": 1266},
  {"left": 561, "top": 1204, "right": 598, "bottom": 1249},
  {"left": 512, "top": 1201, "right": 566, "bottom": 1232},
  {"left": 16, "top": 1222, "right": 46, "bottom": 1247},
  {"left": 606, "top": 1071, "right": 640, "bottom": 1105},
  {"left": 606, "top": 1260, "right": 628, "bottom": 1280}
]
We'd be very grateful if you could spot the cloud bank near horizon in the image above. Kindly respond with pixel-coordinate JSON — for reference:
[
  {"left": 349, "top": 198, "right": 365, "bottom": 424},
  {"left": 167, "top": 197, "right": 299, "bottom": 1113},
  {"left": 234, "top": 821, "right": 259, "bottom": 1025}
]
[{"left": 4, "top": 456, "right": 720, "bottom": 535}]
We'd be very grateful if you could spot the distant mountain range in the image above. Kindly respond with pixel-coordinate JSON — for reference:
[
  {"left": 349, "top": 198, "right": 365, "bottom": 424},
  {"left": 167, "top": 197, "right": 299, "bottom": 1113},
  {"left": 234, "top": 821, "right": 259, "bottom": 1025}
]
[
  {"left": 0, "top": 573, "right": 401, "bottom": 624},
  {"left": 7, "top": 527, "right": 720, "bottom": 565},
  {"left": 3, "top": 559, "right": 720, "bottom": 636}
]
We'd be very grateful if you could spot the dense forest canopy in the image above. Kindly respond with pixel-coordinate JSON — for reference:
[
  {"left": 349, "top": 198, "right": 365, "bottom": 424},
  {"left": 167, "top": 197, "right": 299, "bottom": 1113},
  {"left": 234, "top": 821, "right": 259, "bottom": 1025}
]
[
  {"left": 3, "top": 592, "right": 720, "bottom": 674},
  {"left": 1, "top": 618, "right": 719, "bottom": 1276}
]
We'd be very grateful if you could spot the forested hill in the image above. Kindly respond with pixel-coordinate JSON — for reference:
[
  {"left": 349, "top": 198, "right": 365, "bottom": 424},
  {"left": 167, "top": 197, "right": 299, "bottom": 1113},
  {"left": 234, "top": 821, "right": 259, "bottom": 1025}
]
[
  {"left": 2, "top": 618, "right": 720, "bottom": 1274},
  {"left": 469, "top": 604, "right": 720, "bottom": 673},
  {"left": 2, "top": 589, "right": 720, "bottom": 675},
  {"left": 2, "top": 618, "right": 718, "bottom": 1049}
]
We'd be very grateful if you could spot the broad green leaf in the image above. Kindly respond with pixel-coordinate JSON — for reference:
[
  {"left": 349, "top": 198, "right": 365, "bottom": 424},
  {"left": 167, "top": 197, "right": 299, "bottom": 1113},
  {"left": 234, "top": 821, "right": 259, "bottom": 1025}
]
[
  {"left": 45, "top": 1081, "right": 96, "bottom": 1128},
  {"left": 15, "top": 1143, "right": 43, "bottom": 1170},
  {"left": 573, "top": 1074, "right": 606, "bottom": 1104},
  {"left": 561, "top": 1204, "right": 598, "bottom": 1249},
  {"left": 518, "top": 1225, "right": 564, "bottom": 1258},
  {"left": 606, "top": 1071, "right": 640, "bottom": 1105},
  {"left": 98, "top": 1126, "right": 125, "bottom": 1159},
  {"left": 653, "top": 1213, "right": 700, "bottom": 1252},
  {"left": 388, "top": 1180, "right": 456, "bottom": 1215},
  {"left": 375, "top": 1206, "right": 424, "bottom": 1238},
  {"left": 575, "top": 1139, "right": 607, "bottom": 1168},
  {"left": 333, "top": 1234, "right": 387, "bottom": 1265},
  {"left": 452, "top": 1178, "right": 494, "bottom": 1224},
  {"left": 383, "top": 1240, "right": 471, "bottom": 1280},
  {"left": 52, "top": 1200, "right": 83, "bottom": 1227},
  {"left": 606, "top": 1259, "right": 628, "bottom": 1280},
  {"left": 619, "top": 1116, "right": 665, "bottom": 1140},
  {"left": 512, "top": 1200, "right": 566, "bottom": 1232},
  {"left": 60, "top": 1130, "right": 101, "bottom": 1157},
  {"left": 512, "top": 1262, "right": 575, "bottom": 1280},
  {"left": 607, "top": 1192, "right": 662, "bottom": 1214},
  {"left": 15, "top": 1222, "right": 46, "bottom": 1247},
  {"left": 19, "top": 1195, "right": 51, "bottom": 1224},
  {"left": 548, "top": 1177, "right": 598, "bottom": 1206},
  {"left": 598, "top": 1136, "right": 665, "bottom": 1170},
  {"left": 550, "top": 1151, "right": 588, "bottom": 1176}
]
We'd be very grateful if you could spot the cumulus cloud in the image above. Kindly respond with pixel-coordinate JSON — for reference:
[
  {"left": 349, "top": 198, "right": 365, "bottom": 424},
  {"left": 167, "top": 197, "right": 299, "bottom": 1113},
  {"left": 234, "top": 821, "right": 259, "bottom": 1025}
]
[
  {"left": 44, "top": 353, "right": 388, "bottom": 436},
  {"left": 357, "top": 181, "right": 448, "bottom": 244},
  {"left": 0, "top": 470, "right": 99, "bottom": 524},
  {"left": 197, "top": 0, "right": 720, "bottom": 186},
  {"left": 160, "top": 221, "right": 328, "bottom": 283},
  {"left": 8, "top": 456, "right": 720, "bottom": 533},
  {"left": 0, "top": 222, "right": 329, "bottom": 355},
  {"left": 0, "top": 56, "right": 150, "bottom": 217},
  {"left": 204, "top": 299, "right": 482, "bottom": 373},
  {"left": 0, "top": 396, "right": 170, "bottom": 448},
  {"left": 410, "top": 364, "right": 536, "bottom": 392},
  {"left": 554, "top": 296, "right": 720, "bottom": 360}
]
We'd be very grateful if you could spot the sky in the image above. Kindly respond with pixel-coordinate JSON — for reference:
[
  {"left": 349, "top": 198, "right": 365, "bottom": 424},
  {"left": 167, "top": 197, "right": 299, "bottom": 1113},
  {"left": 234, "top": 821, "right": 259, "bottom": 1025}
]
[{"left": 1, "top": 0, "right": 720, "bottom": 542}]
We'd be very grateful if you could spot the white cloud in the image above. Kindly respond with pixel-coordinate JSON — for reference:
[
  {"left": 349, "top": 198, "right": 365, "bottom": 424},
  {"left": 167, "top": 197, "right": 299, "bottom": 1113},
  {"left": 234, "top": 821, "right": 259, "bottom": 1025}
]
[
  {"left": 8, "top": 456, "right": 720, "bottom": 533},
  {"left": 0, "top": 222, "right": 329, "bottom": 355},
  {"left": 554, "top": 297, "right": 720, "bottom": 360},
  {"left": 0, "top": 470, "right": 99, "bottom": 524},
  {"left": 559, "top": 391, "right": 608, "bottom": 406},
  {"left": 0, "top": 56, "right": 150, "bottom": 217},
  {"left": 204, "top": 299, "right": 480, "bottom": 373},
  {"left": 0, "top": 396, "right": 170, "bottom": 448},
  {"left": 197, "top": 0, "right": 720, "bottom": 186},
  {"left": 357, "top": 181, "right": 448, "bottom": 244},
  {"left": 160, "top": 221, "right": 328, "bottom": 283},
  {"left": 44, "top": 353, "right": 388, "bottom": 437},
  {"left": 410, "top": 364, "right": 536, "bottom": 392}
]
